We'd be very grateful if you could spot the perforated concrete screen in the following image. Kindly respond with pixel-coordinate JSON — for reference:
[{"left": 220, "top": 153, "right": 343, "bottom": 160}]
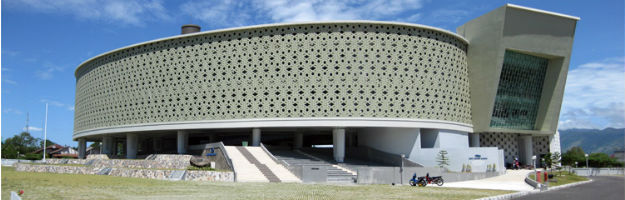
[
  {"left": 490, "top": 51, "right": 548, "bottom": 130},
  {"left": 74, "top": 22, "right": 471, "bottom": 133}
]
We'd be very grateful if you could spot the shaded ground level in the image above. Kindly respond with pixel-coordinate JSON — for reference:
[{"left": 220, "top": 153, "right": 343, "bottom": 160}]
[
  {"left": 1, "top": 167, "right": 512, "bottom": 200},
  {"left": 513, "top": 176, "right": 624, "bottom": 200}
]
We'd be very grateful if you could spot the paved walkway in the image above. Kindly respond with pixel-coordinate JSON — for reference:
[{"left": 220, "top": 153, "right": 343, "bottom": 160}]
[
  {"left": 438, "top": 170, "right": 534, "bottom": 191},
  {"left": 513, "top": 176, "right": 624, "bottom": 200}
]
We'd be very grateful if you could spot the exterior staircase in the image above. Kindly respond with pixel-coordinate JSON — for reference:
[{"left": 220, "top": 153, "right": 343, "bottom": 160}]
[
  {"left": 223, "top": 146, "right": 300, "bottom": 183},
  {"left": 271, "top": 149, "right": 357, "bottom": 183}
]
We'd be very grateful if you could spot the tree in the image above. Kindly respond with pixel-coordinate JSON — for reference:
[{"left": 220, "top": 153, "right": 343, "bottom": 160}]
[
  {"left": 90, "top": 142, "right": 101, "bottom": 149},
  {"left": 1, "top": 141, "right": 18, "bottom": 159},
  {"left": 562, "top": 146, "right": 585, "bottom": 166},
  {"left": 39, "top": 139, "right": 57, "bottom": 148},
  {"left": 551, "top": 152, "right": 562, "bottom": 167},
  {"left": 3, "top": 132, "right": 41, "bottom": 154},
  {"left": 543, "top": 152, "right": 553, "bottom": 169},
  {"left": 436, "top": 150, "right": 450, "bottom": 169}
]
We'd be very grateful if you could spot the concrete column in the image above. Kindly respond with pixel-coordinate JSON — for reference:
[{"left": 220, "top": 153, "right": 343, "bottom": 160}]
[
  {"left": 294, "top": 132, "right": 303, "bottom": 149},
  {"left": 469, "top": 133, "right": 480, "bottom": 147},
  {"left": 78, "top": 138, "right": 86, "bottom": 159},
  {"left": 177, "top": 130, "right": 188, "bottom": 154},
  {"left": 102, "top": 136, "right": 113, "bottom": 155},
  {"left": 126, "top": 133, "right": 138, "bottom": 159},
  {"left": 518, "top": 135, "right": 533, "bottom": 166},
  {"left": 252, "top": 128, "right": 261, "bottom": 146},
  {"left": 333, "top": 128, "right": 345, "bottom": 162}
]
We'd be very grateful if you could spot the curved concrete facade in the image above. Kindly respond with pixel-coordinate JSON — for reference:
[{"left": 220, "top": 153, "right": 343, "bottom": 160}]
[
  {"left": 74, "top": 21, "right": 471, "bottom": 139},
  {"left": 72, "top": 5, "right": 578, "bottom": 172}
]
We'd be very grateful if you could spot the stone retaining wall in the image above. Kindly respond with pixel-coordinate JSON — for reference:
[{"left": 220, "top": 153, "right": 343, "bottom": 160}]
[
  {"left": 184, "top": 170, "right": 234, "bottom": 182},
  {"left": 14, "top": 163, "right": 234, "bottom": 182},
  {"left": 88, "top": 159, "right": 189, "bottom": 169},
  {"left": 15, "top": 163, "right": 99, "bottom": 175},
  {"left": 108, "top": 168, "right": 174, "bottom": 180},
  {"left": 87, "top": 154, "right": 110, "bottom": 160},
  {"left": 45, "top": 159, "right": 88, "bottom": 165}
]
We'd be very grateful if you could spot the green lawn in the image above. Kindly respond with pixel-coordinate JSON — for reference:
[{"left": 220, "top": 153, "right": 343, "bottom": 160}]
[
  {"left": 1, "top": 166, "right": 513, "bottom": 200},
  {"left": 529, "top": 171, "right": 589, "bottom": 187}
]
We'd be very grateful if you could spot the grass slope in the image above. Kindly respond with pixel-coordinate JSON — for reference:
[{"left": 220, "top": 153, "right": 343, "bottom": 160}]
[{"left": 1, "top": 167, "right": 512, "bottom": 200}]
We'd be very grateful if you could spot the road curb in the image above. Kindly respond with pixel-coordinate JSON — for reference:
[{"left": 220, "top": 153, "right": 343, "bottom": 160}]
[{"left": 476, "top": 179, "right": 593, "bottom": 200}]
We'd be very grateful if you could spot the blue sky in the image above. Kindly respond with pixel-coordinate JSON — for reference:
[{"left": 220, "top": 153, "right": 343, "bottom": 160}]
[{"left": 2, "top": 0, "right": 624, "bottom": 147}]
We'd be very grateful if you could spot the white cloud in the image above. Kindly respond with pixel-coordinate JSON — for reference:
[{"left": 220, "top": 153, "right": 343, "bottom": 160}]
[
  {"left": 259, "top": 0, "right": 425, "bottom": 22},
  {"left": 559, "top": 57, "right": 625, "bottom": 130},
  {"left": 3, "top": 108, "right": 24, "bottom": 115},
  {"left": 23, "top": 126, "right": 43, "bottom": 132},
  {"left": 40, "top": 99, "right": 74, "bottom": 111},
  {"left": 35, "top": 63, "right": 64, "bottom": 80},
  {"left": 180, "top": 0, "right": 255, "bottom": 28},
  {"left": 5, "top": 0, "right": 171, "bottom": 26},
  {"left": 3, "top": 79, "right": 18, "bottom": 85},
  {"left": 180, "top": 0, "right": 426, "bottom": 28}
]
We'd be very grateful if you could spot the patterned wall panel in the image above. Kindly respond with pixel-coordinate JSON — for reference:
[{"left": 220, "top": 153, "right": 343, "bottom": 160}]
[
  {"left": 532, "top": 136, "right": 549, "bottom": 155},
  {"left": 479, "top": 132, "right": 518, "bottom": 163},
  {"left": 74, "top": 22, "right": 471, "bottom": 134}
]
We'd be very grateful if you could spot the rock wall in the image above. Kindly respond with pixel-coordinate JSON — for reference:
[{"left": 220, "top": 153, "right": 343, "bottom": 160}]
[
  {"left": 15, "top": 163, "right": 234, "bottom": 182},
  {"left": 88, "top": 159, "right": 189, "bottom": 169},
  {"left": 15, "top": 163, "right": 99, "bottom": 175},
  {"left": 108, "top": 168, "right": 174, "bottom": 180},
  {"left": 44, "top": 159, "right": 88, "bottom": 165},
  {"left": 184, "top": 170, "right": 234, "bottom": 182},
  {"left": 87, "top": 154, "right": 110, "bottom": 160}
]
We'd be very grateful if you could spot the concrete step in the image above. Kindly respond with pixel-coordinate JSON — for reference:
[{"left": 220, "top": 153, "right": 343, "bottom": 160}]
[{"left": 224, "top": 146, "right": 269, "bottom": 182}]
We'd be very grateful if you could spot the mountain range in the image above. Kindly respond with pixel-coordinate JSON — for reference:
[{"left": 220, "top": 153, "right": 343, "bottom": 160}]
[{"left": 559, "top": 128, "right": 624, "bottom": 155}]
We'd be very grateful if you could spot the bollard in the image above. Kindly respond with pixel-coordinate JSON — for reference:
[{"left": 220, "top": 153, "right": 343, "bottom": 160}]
[
  {"left": 536, "top": 170, "right": 542, "bottom": 183},
  {"left": 544, "top": 171, "right": 548, "bottom": 183}
]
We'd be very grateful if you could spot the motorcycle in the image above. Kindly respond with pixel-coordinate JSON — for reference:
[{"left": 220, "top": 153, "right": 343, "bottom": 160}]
[{"left": 409, "top": 173, "right": 444, "bottom": 187}]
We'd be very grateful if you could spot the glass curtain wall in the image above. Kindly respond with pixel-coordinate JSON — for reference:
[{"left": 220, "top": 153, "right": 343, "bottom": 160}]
[{"left": 490, "top": 50, "right": 548, "bottom": 130}]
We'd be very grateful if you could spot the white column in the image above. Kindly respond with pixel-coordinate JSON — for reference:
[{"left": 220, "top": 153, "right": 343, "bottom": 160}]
[
  {"left": 518, "top": 135, "right": 533, "bottom": 166},
  {"left": 78, "top": 138, "right": 86, "bottom": 159},
  {"left": 177, "top": 130, "right": 189, "bottom": 154},
  {"left": 126, "top": 133, "right": 138, "bottom": 159},
  {"left": 102, "top": 136, "right": 113, "bottom": 155},
  {"left": 252, "top": 128, "right": 261, "bottom": 146},
  {"left": 470, "top": 133, "right": 480, "bottom": 147},
  {"left": 333, "top": 128, "right": 345, "bottom": 162},
  {"left": 294, "top": 132, "right": 303, "bottom": 149}
]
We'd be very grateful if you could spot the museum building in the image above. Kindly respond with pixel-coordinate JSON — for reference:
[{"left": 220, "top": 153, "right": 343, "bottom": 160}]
[{"left": 73, "top": 4, "right": 578, "bottom": 172}]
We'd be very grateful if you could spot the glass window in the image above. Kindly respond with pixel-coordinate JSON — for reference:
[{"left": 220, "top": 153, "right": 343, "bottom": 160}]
[{"left": 489, "top": 51, "right": 548, "bottom": 130}]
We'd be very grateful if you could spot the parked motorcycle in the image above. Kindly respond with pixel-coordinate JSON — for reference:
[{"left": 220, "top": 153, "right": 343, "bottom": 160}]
[{"left": 409, "top": 173, "right": 444, "bottom": 187}]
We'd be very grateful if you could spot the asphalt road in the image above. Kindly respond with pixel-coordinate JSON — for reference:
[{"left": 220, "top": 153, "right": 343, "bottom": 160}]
[{"left": 513, "top": 176, "right": 624, "bottom": 200}]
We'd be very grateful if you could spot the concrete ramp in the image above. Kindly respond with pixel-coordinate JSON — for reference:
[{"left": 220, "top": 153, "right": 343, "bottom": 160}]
[
  {"left": 246, "top": 147, "right": 300, "bottom": 182},
  {"left": 224, "top": 146, "right": 269, "bottom": 182},
  {"left": 223, "top": 146, "right": 300, "bottom": 183}
]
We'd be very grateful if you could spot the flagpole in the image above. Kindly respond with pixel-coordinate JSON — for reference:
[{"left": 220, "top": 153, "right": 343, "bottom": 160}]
[{"left": 43, "top": 103, "right": 48, "bottom": 162}]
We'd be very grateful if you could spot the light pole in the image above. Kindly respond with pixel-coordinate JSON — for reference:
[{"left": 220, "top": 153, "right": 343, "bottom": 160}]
[
  {"left": 585, "top": 154, "right": 589, "bottom": 168},
  {"left": 574, "top": 161, "right": 578, "bottom": 168},
  {"left": 43, "top": 103, "right": 48, "bottom": 162}
]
